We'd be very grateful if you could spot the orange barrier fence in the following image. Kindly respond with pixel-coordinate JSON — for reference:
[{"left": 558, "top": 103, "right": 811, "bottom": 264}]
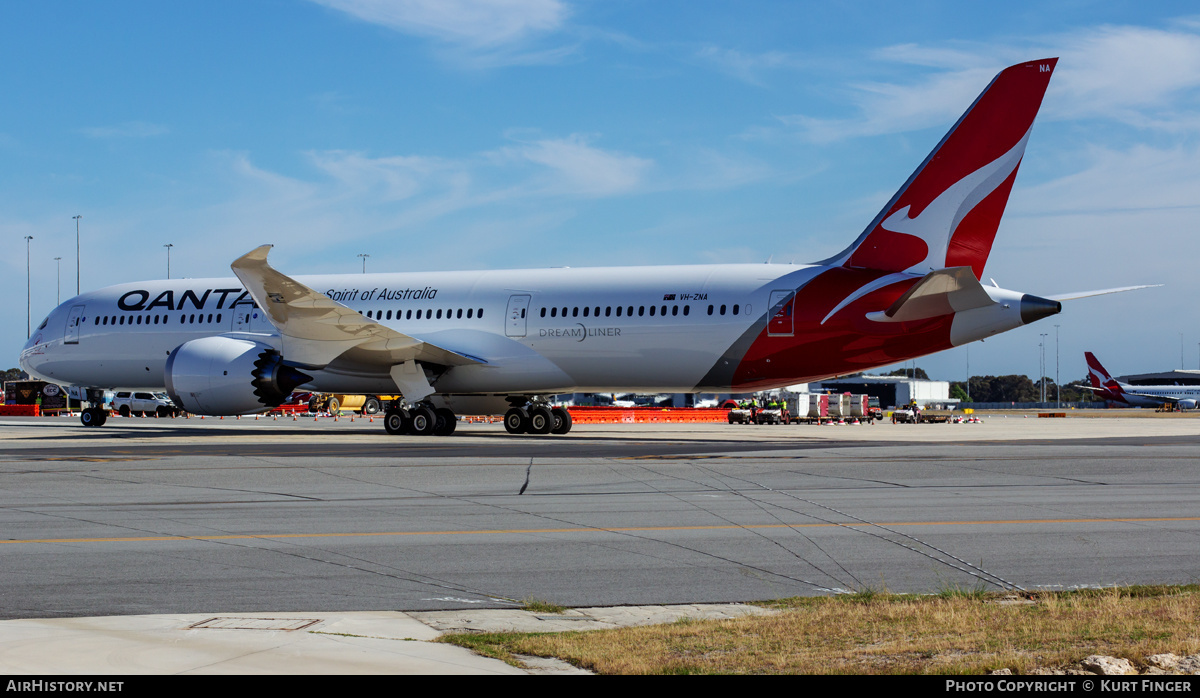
[
  {"left": 0, "top": 405, "right": 41, "bottom": 416},
  {"left": 567, "top": 407, "right": 728, "bottom": 424}
]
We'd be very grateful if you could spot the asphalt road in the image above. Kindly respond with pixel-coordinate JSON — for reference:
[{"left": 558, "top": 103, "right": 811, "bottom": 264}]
[{"left": 1, "top": 416, "right": 1198, "bottom": 619}]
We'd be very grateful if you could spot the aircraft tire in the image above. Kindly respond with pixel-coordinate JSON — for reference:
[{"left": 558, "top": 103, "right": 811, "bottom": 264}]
[
  {"left": 504, "top": 407, "right": 530, "bottom": 434},
  {"left": 409, "top": 406, "right": 437, "bottom": 436},
  {"left": 81, "top": 408, "right": 102, "bottom": 427},
  {"left": 528, "top": 406, "right": 553, "bottom": 435},
  {"left": 433, "top": 408, "right": 457, "bottom": 436},
  {"left": 383, "top": 409, "right": 408, "bottom": 435},
  {"left": 550, "top": 407, "right": 572, "bottom": 435}
]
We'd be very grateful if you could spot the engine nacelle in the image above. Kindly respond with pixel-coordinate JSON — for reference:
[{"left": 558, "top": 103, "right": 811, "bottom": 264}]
[
  {"left": 165, "top": 336, "right": 311, "bottom": 415},
  {"left": 1179, "top": 399, "right": 1197, "bottom": 410}
]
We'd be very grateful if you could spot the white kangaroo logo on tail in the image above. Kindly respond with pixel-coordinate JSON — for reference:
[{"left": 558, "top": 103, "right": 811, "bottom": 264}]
[{"left": 880, "top": 129, "right": 1032, "bottom": 274}]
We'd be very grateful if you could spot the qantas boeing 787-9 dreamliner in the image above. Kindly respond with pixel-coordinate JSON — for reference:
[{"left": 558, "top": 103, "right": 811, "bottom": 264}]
[{"left": 20, "top": 58, "right": 1128, "bottom": 436}]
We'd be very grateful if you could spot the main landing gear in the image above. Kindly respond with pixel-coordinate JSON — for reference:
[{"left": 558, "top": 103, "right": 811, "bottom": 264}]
[
  {"left": 503, "top": 403, "right": 572, "bottom": 435},
  {"left": 379, "top": 399, "right": 573, "bottom": 436},
  {"left": 383, "top": 403, "right": 457, "bottom": 437}
]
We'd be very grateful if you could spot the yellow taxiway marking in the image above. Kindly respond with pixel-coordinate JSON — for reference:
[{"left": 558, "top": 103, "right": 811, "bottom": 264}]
[{"left": 4, "top": 517, "right": 1200, "bottom": 545}]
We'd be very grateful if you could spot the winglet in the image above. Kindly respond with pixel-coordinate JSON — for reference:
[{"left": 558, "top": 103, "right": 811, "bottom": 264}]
[{"left": 230, "top": 246, "right": 485, "bottom": 369}]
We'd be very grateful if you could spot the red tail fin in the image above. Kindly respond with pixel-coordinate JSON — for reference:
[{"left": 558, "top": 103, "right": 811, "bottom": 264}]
[
  {"left": 1085, "top": 351, "right": 1125, "bottom": 400},
  {"left": 828, "top": 59, "right": 1057, "bottom": 278}
]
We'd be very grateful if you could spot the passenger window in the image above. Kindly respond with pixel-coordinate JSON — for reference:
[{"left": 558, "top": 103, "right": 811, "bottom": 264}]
[
  {"left": 216, "top": 314, "right": 221, "bottom": 323},
  {"left": 616, "top": 306, "right": 622, "bottom": 317},
  {"left": 605, "top": 307, "right": 611, "bottom": 317},
  {"left": 594, "top": 306, "right": 600, "bottom": 316},
  {"left": 572, "top": 307, "right": 579, "bottom": 317},
  {"left": 707, "top": 305, "right": 713, "bottom": 315},
  {"left": 136, "top": 316, "right": 142, "bottom": 325},
  {"left": 583, "top": 307, "right": 589, "bottom": 317},
  {"left": 732, "top": 305, "right": 740, "bottom": 315},
  {"left": 467, "top": 308, "right": 472, "bottom": 319},
  {"left": 437, "top": 309, "right": 443, "bottom": 319},
  {"left": 649, "top": 306, "right": 656, "bottom": 316},
  {"left": 672, "top": 306, "right": 678, "bottom": 316},
  {"left": 661, "top": 305, "right": 667, "bottom": 316},
  {"left": 638, "top": 306, "right": 644, "bottom": 316},
  {"left": 520, "top": 308, "right": 525, "bottom": 318},
  {"left": 540, "top": 308, "right": 546, "bottom": 317},
  {"left": 387, "top": 310, "right": 393, "bottom": 320},
  {"left": 457, "top": 308, "right": 462, "bottom": 319},
  {"left": 683, "top": 305, "right": 690, "bottom": 316},
  {"left": 478, "top": 308, "right": 483, "bottom": 318},
  {"left": 720, "top": 305, "right": 726, "bottom": 315}
]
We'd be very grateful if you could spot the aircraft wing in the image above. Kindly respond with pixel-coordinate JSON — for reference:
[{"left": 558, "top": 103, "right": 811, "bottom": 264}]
[
  {"left": 230, "top": 245, "right": 486, "bottom": 369},
  {"left": 867, "top": 267, "right": 996, "bottom": 323},
  {"left": 1046, "top": 285, "right": 1161, "bottom": 301}
]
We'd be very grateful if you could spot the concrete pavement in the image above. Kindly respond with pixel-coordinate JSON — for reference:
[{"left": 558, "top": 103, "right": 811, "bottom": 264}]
[{"left": 0, "top": 604, "right": 774, "bottom": 674}]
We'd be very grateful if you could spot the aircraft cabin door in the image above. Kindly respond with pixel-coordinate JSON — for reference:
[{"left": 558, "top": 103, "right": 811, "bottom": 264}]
[
  {"left": 767, "top": 290, "right": 795, "bottom": 337},
  {"left": 232, "top": 308, "right": 253, "bottom": 332},
  {"left": 64, "top": 305, "right": 86, "bottom": 344},
  {"left": 505, "top": 294, "right": 531, "bottom": 338}
]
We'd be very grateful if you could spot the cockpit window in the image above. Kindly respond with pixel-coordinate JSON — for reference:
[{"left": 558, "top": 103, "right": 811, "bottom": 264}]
[{"left": 37, "top": 317, "right": 49, "bottom": 330}]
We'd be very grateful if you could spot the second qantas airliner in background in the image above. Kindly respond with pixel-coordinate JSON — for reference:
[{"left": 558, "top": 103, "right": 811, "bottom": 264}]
[
  {"left": 19, "top": 58, "right": 1147, "bottom": 436},
  {"left": 1085, "top": 352, "right": 1200, "bottom": 409}
]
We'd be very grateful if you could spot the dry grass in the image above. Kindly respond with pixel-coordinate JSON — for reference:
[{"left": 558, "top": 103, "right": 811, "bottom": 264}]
[{"left": 442, "top": 586, "right": 1200, "bottom": 674}]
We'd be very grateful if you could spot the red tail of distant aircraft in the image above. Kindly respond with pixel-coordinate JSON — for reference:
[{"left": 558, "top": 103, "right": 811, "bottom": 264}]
[{"left": 1085, "top": 352, "right": 1200, "bottom": 408}]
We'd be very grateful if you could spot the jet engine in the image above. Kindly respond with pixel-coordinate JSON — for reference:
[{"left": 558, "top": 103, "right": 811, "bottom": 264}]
[
  {"left": 1179, "top": 399, "right": 1197, "bottom": 410},
  {"left": 165, "top": 336, "right": 311, "bottom": 415}
]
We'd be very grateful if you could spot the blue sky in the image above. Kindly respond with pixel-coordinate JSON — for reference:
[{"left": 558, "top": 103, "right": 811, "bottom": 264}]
[{"left": 5, "top": 0, "right": 1200, "bottom": 384}]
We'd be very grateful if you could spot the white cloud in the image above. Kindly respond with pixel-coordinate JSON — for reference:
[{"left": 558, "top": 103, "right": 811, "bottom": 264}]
[
  {"left": 78, "top": 122, "right": 169, "bottom": 139},
  {"left": 495, "top": 135, "right": 652, "bottom": 196},
  {"left": 694, "top": 46, "right": 808, "bottom": 86},
  {"left": 1047, "top": 25, "right": 1200, "bottom": 125},
  {"left": 765, "top": 21, "right": 1200, "bottom": 142},
  {"left": 310, "top": 0, "right": 566, "bottom": 47},
  {"left": 775, "top": 67, "right": 998, "bottom": 142}
]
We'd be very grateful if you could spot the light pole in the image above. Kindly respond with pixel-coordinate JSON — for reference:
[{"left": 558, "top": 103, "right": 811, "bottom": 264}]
[
  {"left": 1054, "top": 324, "right": 1060, "bottom": 408},
  {"left": 25, "top": 236, "right": 33, "bottom": 338},
  {"left": 54, "top": 257, "right": 62, "bottom": 306},
  {"left": 72, "top": 215, "right": 81, "bottom": 295},
  {"left": 358, "top": 253, "right": 369, "bottom": 274},
  {"left": 164, "top": 244, "right": 174, "bottom": 279},
  {"left": 1039, "top": 333, "right": 1048, "bottom": 404}
]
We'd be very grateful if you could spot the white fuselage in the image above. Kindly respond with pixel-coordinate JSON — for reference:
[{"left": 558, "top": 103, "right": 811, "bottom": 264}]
[{"left": 23, "top": 263, "right": 816, "bottom": 395}]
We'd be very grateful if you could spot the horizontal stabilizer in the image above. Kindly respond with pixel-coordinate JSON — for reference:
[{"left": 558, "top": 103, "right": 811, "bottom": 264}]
[
  {"left": 1046, "top": 284, "right": 1161, "bottom": 301},
  {"left": 230, "top": 245, "right": 486, "bottom": 369},
  {"left": 867, "top": 266, "right": 995, "bottom": 323}
]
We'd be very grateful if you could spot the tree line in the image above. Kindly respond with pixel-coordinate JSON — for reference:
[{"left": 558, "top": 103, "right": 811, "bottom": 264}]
[{"left": 883, "top": 369, "right": 1093, "bottom": 403}]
